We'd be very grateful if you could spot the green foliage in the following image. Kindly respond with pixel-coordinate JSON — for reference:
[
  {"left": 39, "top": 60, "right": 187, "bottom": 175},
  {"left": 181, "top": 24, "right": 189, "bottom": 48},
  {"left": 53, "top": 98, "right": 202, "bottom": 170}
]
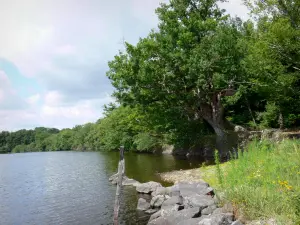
[
  {"left": 260, "top": 102, "right": 280, "bottom": 128},
  {"left": 240, "top": 0, "right": 300, "bottom": 129},
  {"left": 133, "top": 133, "right": 160, "bottom": 152},
  {"left": 97, "top": 106, "right": 164, "bottom": 152},
  {"left": 12, "top": 144, "right": 27, "bottom": 153},
  {"left": 213, "top": 140, "right": 300, "bottom": 224}
]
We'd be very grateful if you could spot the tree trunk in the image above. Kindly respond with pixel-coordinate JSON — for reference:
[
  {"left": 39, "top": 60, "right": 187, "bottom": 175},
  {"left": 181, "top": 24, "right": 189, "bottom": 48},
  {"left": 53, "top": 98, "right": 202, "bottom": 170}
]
[
  {"left": 204, "top": 118, "right": 229, "bottom": 157},
  {"left": 200, "top": 92, "right": 230, "bottom": 157}
]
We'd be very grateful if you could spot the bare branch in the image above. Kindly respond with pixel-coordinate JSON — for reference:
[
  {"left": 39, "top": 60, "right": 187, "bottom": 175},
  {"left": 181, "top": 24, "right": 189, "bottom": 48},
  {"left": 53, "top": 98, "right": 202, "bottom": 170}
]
[{"left": 293, "top": 66, "right": 300, "bottom": 71}]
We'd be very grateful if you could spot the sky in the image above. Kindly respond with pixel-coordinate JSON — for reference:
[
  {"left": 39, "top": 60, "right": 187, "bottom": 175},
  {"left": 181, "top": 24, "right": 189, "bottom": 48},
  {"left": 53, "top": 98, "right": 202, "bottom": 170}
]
[{"left": 0, "top": 0, "right": 249, "bottom": 131}]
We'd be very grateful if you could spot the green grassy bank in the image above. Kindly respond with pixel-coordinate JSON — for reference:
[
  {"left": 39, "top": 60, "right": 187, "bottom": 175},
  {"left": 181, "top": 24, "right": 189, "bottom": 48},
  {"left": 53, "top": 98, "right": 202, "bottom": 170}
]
[{"left": 202, "top": 140, "right": 300, "bottom": 224}]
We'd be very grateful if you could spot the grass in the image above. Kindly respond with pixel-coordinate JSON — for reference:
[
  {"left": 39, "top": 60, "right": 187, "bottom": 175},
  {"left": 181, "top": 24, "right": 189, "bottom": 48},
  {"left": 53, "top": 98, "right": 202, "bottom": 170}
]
[{"left": 202, "top": 140, "right": 300, "bottom": 225}]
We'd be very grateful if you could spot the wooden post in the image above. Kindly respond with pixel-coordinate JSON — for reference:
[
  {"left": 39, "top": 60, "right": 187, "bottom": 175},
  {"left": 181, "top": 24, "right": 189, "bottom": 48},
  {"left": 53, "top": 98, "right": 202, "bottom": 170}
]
[{"left": 113, "top": 146, "right": 125, "bottom": 225}]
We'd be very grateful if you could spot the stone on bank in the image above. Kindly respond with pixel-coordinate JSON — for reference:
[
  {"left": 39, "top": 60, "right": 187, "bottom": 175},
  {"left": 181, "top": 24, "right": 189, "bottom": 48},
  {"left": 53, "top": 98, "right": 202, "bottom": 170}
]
[
  {"left": 109, "top": 174, "right": 245, "bottom": 224},
  {"left": 136, "top": 181, "right": 162, "bottom": 194}
]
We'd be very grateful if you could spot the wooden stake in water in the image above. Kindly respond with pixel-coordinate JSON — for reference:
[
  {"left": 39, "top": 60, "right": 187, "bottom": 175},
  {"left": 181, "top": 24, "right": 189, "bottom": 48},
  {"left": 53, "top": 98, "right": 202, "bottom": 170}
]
[{"left": 113, "top": 146, "right": 125, "bottom": 225}]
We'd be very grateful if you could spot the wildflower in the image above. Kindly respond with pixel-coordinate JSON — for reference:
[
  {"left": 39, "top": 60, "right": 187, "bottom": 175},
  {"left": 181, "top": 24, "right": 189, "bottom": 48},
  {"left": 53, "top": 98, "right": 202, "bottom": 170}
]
[{"left": 286, "top": 185, "right": 293, "bottom": 191}]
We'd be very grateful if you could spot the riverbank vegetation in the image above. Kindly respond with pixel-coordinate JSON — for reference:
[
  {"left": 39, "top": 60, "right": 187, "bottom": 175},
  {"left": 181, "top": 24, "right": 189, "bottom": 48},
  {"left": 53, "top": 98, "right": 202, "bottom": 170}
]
[
  {"left": 1, "top": 0, "right": 300, "bottom": 154},
  {"left": 206, "top": 140, "right": 300, "bottom": 224},
  {"left": 160, "top": 140, "right": 300, "bottom": 224}
]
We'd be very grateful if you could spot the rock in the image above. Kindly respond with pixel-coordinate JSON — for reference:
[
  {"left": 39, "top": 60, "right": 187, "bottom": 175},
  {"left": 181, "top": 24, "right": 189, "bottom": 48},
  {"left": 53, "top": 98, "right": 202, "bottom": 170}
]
[
  {"left": 176, "top": 181, "right": 213, "bottom": 197},
  {"left": 161, "top": 196, "right": 183, "bottom": 209},
  {"left": 201, "top": 205, "right": 217, "bottom": 215},
  {"left": 164, "top": 207, "right": 201, "bottom": 223},
  {"left": 145, "top": 208, "right": 159, "bottom": 214},
  {"left": 109, "top": 173, "right": 123, "bottom": 184},
  {"left": 162, "top": 145, "right": 174, "bottom": 154},
  {"left": 136, "top": 181, "right": 162, "bottom": 194},
  {"left": 148, "top": 208, "right": 201, "bottom": 225},
  {"left": 137, "top": 198, "right": 151, "bottom": 211},
  {"left": 234, "top": 125, "right": 248, "bottom": 133},
  {"left": 185, "top": 195, "right": 216, "bottom": 208},
  {"left": 232, "top": 220, "right": 244, "bottom": 225},
  {"left": 122, "top": 178, "right": 140, "bottom": 187},
  {"left": 176, "top": 216, "right": 211, "bottom": 225},
  {"left": 166, "top": 185, "right": 181, "bottom": 197},
  {"left": 198, "top": 213, "right": 234, "bottom": 225},
  {"left": 222, "top": 202, "right": 234, "bottom": 214},
  {"left": 147, "top": 217, "right": 168, "bottom": 225},
  {"left": 212, "top": 208, "right": 223, "bottom": 215},
  {"left": 109, "top": 173, "right": 118, "bottom": 182},
  {"left": 151, "top": 208, "right": 200, "bottom": 225},
  {"left": 149, "top": 210, "right": 161, "bottom": 222},
  {"left": 176, "top": 218, "right": 203, "bottom": 225},
  {"left": 150, "top": 195, "right": 166, "bottom": 208},
  {"left": 161, "top": 204, "right": 180, "bottom": 217},
  {"left": 109, "top": 173, "right": 140, "bottom": 187},
  {"left": 152, "top": 187, "right": 167, "bottom": 197}
]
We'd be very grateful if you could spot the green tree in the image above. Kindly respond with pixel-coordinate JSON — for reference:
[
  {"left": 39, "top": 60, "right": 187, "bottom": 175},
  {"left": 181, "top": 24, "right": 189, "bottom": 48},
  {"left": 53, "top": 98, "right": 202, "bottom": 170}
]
[
  {"left": 107, "top": 0, "right": 245, "bottom": 152},
  {"left": 242, "top": 0, "right": 300, "bottom": 128},
  {"left": 56, "top": 129, "right": 74, "bottom": 151}
]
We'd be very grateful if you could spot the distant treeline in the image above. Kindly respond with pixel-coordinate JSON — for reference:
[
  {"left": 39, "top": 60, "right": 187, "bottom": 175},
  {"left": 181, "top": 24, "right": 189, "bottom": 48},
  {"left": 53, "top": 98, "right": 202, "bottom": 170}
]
[{"left": 1, "top": 0, "right": 300, "bottom": 154}]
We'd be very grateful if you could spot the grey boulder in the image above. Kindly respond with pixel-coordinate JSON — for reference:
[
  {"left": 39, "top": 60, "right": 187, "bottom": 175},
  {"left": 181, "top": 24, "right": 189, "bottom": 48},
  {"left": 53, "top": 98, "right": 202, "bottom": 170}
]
[
  {"left": 145, "top": 208, "right": 159, "bottom": 214},
  {"left": 136, "top": 181, "right": 162, "bottom": 194},
  {"left": 166, "top": 185, "right": 181, "bottom": 197},
  {"left": 161, "top": 204, "right": 180, "bottom": 217},
  {"left": 148, "top": 217, "right": 169, "bottom": 225},
  {"left": 149, "top": 210, "right": 162, "bottom": 222},
  {"left": 185, "top": 194, "right": 216, "bottom": 208},
  {"left": 176, "top": 182, "right": 213, "bottom": 197},
  {"left": 148, "top": 208, "right": 201, "bottom": 225},
  {"left": 201, "top": 205, "right": 217, "bottom": 215},
  {"left": 109, "top": 173, "right": 140, "bottom": 187},
  {"left": 198, "top": 213, "right": 234, "bottom": 225},
  {"left": 109, "top": 173, "right": 121, "bottom": 184},
  {"left": 164, "top": 207, "right": 201, "bottom": 223},
  {"left": 161, "top": 196, "right": 183, "bottom": 209},
  {"left": 137, "top": 198, "right": 151, "bottom": 211},
  {"left": 151, "top": 195, "right": 166, "bottom": 208},
  {"left": 152, "top": 187, "right": 167, "bottom": 197}
]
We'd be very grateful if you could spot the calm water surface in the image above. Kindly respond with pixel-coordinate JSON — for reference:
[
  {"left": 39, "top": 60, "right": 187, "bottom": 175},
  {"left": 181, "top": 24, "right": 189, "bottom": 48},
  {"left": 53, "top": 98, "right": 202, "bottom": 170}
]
[{"left": 0, "top": 151, "right": 205, "bottom": 225}]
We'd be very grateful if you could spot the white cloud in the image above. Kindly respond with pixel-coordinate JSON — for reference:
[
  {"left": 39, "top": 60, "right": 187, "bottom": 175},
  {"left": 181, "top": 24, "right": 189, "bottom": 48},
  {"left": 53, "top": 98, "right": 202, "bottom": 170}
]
[
  {"left": 39, "top": 95, "right": 114, "bottom": 128},
  {"left": 0, "top": 93, "right": 114, "bottom": 131},
  {"left": 0, "top": 0, "right": 249, "bottom": 131},
  {"left": 44, "top": 91, "right": 64, "bottom": 107}
]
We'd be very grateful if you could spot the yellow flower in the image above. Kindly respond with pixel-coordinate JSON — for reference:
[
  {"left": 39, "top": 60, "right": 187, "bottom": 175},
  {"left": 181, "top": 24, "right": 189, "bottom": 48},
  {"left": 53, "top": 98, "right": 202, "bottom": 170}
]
[{"left": 285, "top": 185, "right": 293, "bottom": 191}]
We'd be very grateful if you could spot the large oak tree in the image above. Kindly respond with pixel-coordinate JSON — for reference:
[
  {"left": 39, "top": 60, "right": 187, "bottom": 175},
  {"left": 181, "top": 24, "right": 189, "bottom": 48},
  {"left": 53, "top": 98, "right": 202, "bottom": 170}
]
[{"left": 107, "top": 0, "right": 245, "bottom": 152}]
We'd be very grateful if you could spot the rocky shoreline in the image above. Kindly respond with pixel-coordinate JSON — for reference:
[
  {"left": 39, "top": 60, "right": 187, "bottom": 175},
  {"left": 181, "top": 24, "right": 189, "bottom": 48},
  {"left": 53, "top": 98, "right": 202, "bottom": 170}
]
[{"left": 109, "top": 174, "right": 242, "bottom": 225}]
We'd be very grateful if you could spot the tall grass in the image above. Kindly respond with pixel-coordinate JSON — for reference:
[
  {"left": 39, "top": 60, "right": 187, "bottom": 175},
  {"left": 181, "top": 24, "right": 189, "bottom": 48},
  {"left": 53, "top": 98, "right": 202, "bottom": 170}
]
[{"left": 214, "top": 140, "right": 300, "bottom": 224}]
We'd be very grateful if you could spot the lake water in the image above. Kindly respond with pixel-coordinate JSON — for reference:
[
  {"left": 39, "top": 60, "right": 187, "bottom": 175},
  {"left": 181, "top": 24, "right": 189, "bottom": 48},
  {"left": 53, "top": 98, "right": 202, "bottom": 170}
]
[{"left": 0, "top": 151, "right": 205, "bottom": 225}]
